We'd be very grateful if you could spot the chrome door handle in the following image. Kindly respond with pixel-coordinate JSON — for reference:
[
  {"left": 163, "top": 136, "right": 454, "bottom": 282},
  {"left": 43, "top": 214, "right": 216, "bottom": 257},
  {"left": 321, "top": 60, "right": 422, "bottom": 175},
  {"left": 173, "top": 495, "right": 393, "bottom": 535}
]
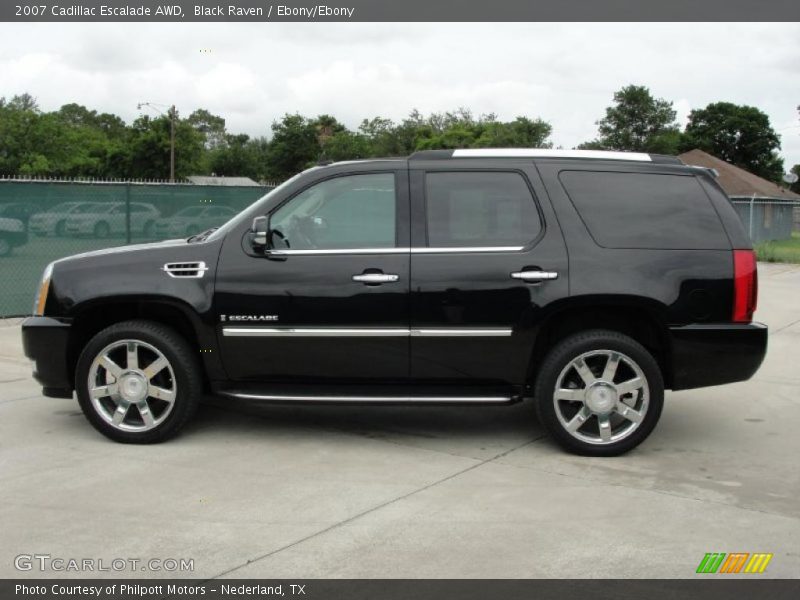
[
  {"left": 352, "top": 273, "right": 400, "bottom": 284},
  {"left": 511, "top": 270, "right": 558, "bottom": 281}
]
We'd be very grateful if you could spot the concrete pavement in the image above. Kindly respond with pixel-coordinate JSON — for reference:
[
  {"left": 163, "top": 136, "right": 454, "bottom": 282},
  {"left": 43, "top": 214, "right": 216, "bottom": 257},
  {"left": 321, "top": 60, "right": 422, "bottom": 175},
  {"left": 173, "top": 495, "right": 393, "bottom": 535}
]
[{"left": 1, "top": 263, "right": 798, "bottom": 579}]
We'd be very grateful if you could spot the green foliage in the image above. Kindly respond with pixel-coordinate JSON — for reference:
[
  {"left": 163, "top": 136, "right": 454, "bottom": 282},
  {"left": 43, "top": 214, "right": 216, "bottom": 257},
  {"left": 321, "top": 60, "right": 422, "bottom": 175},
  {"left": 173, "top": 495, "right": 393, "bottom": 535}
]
[
  {"left": 3, "top": 89, "right": 790, "bottom": 185},
  {"left": 682, "top": 102, "right": 783, "bottom": 182},
  {"left": 125, "top": 113, "right": 205, "bottom": 180},
  {"left": 790, "top": 164, "right": 800, "bottom": 195},
  {"left": 580, "top": 85, "right": 681, "bottom": 153},
  {"left": 263, "top": 114, "right": 320, "bottom": 181},
  {"left": 754, "top": 233, "right": 800, "bottom": 264},
  {"left": 187, "top": 109, "right": 227, "bottom": 149},
  {"left": 208, "top": 133, "right": 271, "bottom": 181}
]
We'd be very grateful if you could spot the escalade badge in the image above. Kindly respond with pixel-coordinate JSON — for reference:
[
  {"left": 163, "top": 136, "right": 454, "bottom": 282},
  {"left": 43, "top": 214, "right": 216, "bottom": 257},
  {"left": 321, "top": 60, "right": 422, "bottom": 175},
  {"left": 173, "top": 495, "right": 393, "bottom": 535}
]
[{"left": 220, "top": 315, "right": 278, "bottom": 322}]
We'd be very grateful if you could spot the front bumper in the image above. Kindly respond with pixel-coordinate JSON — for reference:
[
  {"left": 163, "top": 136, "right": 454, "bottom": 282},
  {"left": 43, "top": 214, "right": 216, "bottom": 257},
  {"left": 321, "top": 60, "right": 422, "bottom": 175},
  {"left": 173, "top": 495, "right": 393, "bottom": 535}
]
[
  {"left": 668, "top": 322, "right": 767, "bottom": 390},
  {"left": 21, "top": 316, "right": 73, "bottom": 398}
]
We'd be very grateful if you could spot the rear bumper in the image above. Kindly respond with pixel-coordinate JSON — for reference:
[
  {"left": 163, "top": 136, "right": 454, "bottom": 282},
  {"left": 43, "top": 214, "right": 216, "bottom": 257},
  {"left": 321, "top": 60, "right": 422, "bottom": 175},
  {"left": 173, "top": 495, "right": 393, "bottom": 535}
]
[
  {"left": 21, "top": 316, "right": 73, "bottom": 398},
  {"left": 668, "top": 322, "right": 767, "bottom": 390}
]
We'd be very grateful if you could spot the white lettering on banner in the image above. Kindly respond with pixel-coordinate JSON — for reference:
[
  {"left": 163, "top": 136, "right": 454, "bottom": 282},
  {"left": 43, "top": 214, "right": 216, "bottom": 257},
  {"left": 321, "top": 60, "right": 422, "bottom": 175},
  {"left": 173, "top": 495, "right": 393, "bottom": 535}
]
[{"left": 276, "top": 5, "right": 356, "bottom": 19}]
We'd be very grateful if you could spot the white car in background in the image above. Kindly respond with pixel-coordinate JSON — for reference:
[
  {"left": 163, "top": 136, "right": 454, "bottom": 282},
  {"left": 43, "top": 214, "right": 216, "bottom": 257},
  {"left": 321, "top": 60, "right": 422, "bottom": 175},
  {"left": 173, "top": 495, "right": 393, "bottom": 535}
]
[
  {"left": 0, "top": 217, "right": 27, "bottom": 257},
  {"left": 154, "top": 205, "right": 237, "bottom": 238},
  {"left": 29, "top": 202, "right": 99, "bottom": 237},
  {"left": 64, "top": 202, "right": 160, "bottom": 239}
]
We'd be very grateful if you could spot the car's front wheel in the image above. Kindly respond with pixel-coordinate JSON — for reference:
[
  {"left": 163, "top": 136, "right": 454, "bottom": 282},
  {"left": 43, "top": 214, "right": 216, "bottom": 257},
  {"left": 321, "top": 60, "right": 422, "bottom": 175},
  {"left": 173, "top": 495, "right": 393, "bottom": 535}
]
[
  {"left": 75, "top": 320, "right": 201, "bottom": 443},
  {"left": 534, "top": 330, "right": 664, "bottom": 456}
]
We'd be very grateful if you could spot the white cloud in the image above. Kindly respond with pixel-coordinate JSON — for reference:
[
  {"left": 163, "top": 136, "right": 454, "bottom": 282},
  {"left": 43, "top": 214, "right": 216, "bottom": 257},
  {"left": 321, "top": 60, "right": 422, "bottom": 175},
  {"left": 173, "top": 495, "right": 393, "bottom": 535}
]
[{"left": 0, "top": 22, "right": 798, "bottom": 168}]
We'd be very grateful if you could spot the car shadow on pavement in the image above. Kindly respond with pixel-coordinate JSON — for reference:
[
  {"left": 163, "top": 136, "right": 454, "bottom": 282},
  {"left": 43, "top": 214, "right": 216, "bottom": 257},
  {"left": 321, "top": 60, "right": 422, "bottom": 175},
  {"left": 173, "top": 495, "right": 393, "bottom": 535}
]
[{"left": 190, "top": 394, "right": 544, "bottom": 446}]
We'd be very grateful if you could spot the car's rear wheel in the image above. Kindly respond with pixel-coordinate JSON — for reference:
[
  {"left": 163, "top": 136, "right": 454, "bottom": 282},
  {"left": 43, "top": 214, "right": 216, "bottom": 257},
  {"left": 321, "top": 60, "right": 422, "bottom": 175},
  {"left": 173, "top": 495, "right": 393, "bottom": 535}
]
[
  {"left": 55, "top": 220, "right": 66, "bottom": 236},
  {"left": 0, "top": 237, "right": 11, "bottom": 257},
  {"left": 534, "top": 330, "right": 664, "bottom": 456},
  {"left": 75, "top": 320, "right": 201, "bottom": 443}
]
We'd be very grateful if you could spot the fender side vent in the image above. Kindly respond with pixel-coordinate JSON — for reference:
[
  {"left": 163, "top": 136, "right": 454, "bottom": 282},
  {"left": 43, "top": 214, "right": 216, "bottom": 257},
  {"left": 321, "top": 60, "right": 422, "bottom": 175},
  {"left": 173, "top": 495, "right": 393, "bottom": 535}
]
[{"left": 162, "top": 261, "right": 208, "bottom": 278}]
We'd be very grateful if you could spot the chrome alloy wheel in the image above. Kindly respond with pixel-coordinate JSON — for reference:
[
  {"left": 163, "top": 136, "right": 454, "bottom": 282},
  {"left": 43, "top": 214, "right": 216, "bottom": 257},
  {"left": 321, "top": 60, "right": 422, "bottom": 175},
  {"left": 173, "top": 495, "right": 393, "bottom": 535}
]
[
  {"left": 87, "top": 339, "right": 177, "bottom": 432},
  {"left": 553, "top": 350, "right": 649, "bottom": 445}
]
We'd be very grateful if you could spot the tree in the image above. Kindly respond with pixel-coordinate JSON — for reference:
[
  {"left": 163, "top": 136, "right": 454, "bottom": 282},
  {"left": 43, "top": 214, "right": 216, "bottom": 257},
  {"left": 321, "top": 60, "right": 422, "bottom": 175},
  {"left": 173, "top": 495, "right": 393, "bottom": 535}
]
[
  {"left": 580, "top": 85, "right": 681, "bottom": 154},
  {"left": 207, "top": 133, "right": 271, "bottom": 181},
  {"left": 187, "top": 109, "right": 227, "bottom": 149},
  {"left": 682, "top": 102, "right": 783, "bottom": 182},
  {"left": 390, "top": 109, "right": 553, "bottom": 153},
  {"left": 264, "top": 114, "right": 319, "bottom": 181},
  {"left": 125, "top": 113, "right": 205, "bottom": 180},
  {"left": 790, "top": 164, "right": 800, "bottom": 195},
  {"left": 320, "top": 131, "right": 371, "bottom": 161},
  {"left": 358, "top": 116, "right": 405, "bottom": 157},
  {"left": 474, "top": 116, "right": 552, "bottom": 148}
]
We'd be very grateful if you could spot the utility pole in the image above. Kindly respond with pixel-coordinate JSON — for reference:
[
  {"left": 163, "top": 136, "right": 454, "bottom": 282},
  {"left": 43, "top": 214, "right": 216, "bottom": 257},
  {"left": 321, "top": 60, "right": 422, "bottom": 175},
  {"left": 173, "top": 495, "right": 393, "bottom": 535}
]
[
  {"left": 137, "top": 102, "right": 177, "bottom": 182},
  {"left": 169, "top": 105, "right": 176, "bottom": 183}
]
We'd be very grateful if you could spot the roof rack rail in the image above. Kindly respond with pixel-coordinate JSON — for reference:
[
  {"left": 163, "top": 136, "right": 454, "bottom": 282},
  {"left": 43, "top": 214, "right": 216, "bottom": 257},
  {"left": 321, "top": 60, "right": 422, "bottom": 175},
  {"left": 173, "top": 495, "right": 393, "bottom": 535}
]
[{"left": 408, "top": 149, "right": 682, "bottom": 164}]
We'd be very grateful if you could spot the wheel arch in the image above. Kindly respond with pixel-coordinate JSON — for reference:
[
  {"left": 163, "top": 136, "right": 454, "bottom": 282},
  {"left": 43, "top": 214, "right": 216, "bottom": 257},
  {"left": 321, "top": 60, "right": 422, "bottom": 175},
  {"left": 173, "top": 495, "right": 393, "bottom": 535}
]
[
  {"left": 526, "top": 296, "right": 673, "bottom": 390},
  {"left": 65, "top": 296, "right": 210, "bottom": 391}
]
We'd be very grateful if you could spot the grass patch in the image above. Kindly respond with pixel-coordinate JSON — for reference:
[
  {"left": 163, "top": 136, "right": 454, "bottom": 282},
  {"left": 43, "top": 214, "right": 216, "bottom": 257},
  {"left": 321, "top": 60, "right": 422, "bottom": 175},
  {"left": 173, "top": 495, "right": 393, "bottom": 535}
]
[{"left": 754, "top": 232, "right": 800, "bottom": 264}]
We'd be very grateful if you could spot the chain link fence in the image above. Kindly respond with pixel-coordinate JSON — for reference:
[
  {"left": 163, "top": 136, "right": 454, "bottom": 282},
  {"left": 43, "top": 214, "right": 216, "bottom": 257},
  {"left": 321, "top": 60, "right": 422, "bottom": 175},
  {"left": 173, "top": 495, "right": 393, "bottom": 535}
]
[
  {"left": 0, "top": 178, "right": 275, "bottom": 317},
  {"left": 729, "top": 197, "right": 799, "bottom": 244}
]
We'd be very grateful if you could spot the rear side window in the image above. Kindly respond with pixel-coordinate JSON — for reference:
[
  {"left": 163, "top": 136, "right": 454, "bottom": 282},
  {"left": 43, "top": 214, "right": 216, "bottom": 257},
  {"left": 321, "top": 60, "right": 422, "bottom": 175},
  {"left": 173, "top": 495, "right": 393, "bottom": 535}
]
[
  {"left": 559, "top": 171, "right": 729, "bottom": 250},
  {"left": 425, "top": 171, "right": 541, "bottom": 247}
]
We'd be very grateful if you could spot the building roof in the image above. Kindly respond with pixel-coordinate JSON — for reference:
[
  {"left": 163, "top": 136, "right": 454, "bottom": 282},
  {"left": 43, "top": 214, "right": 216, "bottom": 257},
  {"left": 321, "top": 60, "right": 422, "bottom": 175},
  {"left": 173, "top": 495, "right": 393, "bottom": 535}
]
[
  {"left": 678, "top": 149, "right": 800, "bottom": 200},
  {"left": 187, "top": 175, "right": 261, "bottom": 187}
]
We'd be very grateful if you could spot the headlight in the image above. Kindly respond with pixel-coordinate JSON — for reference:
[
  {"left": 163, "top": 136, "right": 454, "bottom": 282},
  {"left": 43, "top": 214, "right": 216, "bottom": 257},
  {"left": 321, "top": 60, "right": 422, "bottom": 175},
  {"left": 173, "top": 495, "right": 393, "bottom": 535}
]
[{"left": 33, "top": 262, "right": 54, "bottom": 316}]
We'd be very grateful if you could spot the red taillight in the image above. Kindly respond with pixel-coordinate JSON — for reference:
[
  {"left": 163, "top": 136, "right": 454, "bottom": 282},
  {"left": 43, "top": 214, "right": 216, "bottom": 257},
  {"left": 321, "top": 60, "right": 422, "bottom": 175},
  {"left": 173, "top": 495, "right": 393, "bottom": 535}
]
[{"left": 733, "top": 249, "right": 758, "bottom": 323}]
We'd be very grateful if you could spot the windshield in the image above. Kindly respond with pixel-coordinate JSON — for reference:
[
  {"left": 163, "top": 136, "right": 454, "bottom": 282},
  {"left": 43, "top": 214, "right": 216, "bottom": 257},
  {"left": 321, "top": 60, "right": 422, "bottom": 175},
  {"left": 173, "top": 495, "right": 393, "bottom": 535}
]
[{"left": 205, "top": 169, "right": 315, "bottom": 243}]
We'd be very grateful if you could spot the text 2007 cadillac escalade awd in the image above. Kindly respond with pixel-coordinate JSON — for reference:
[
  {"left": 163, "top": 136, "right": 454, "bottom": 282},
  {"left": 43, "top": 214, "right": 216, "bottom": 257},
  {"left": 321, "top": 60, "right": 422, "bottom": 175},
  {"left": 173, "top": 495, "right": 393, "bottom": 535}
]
[{"left": 21, "top": 149, "right": 767, "bottom": 455}]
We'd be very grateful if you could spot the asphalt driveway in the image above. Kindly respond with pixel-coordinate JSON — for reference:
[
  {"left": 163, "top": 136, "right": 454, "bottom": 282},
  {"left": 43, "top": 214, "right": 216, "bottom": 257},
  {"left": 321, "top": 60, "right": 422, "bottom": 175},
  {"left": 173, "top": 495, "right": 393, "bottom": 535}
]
[{"left": 1, "top": 262, "right": 798, "bottom": 579}]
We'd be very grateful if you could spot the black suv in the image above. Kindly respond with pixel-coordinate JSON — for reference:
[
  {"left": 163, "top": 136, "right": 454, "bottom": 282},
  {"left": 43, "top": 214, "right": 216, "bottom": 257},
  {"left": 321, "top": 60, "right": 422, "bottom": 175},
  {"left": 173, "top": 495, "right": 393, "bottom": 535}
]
[{"left": 21, "top": 149, "right": 767, "bottom": 455}]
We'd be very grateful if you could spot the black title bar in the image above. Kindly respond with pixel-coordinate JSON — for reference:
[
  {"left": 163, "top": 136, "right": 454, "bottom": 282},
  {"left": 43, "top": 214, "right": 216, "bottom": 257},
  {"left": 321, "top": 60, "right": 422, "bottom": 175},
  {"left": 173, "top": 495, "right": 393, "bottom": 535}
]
[
  {"left": 4, "top": 579, "right": 800, "bottom": 600},
  {"left": 3, "top": 0, "right": 799, "bottom": 22}
]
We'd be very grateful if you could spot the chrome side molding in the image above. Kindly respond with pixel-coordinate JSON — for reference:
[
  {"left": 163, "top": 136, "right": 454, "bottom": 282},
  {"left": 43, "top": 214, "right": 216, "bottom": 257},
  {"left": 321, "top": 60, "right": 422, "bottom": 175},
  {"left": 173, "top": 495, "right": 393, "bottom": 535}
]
[
  {"left": 410, "top": 328, "right": 512, "bottom": 337},
  {"left": 222, "top": 327, "right": 513, "bottom": 338},
  {"left": 223, "top": 327, "right": 409, "bottom": 337},
  {"left": 267, "top": 246, "right": 524, "bottom": 256}
]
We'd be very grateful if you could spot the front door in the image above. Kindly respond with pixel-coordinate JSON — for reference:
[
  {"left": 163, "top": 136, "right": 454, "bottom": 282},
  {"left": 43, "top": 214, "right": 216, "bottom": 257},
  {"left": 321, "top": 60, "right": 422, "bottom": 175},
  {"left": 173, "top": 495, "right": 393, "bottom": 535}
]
[
  {"left": 215, "top": 170, "right": 410, "bottom": 383},
  {"left": 409, "top": 167, "right": 568, "bottom": 386}
]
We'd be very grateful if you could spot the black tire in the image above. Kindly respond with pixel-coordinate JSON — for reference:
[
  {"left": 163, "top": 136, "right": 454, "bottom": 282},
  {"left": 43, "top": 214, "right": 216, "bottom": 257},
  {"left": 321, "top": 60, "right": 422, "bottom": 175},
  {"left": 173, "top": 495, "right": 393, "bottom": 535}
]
[
  {"left": 55, "top": 220, "right": 66, "bottom": 237},
  {"left": 0, "top": 236, "right": 11, "bottom": 257},
  {"left": 534, "top": 329, "right": 664, "bottom": 456},
  {"left": 75, "top": 320, "right": 201, "bottom": 443},
  {"left": 143, "top": 220, "right": 156, "bottom": 237}
]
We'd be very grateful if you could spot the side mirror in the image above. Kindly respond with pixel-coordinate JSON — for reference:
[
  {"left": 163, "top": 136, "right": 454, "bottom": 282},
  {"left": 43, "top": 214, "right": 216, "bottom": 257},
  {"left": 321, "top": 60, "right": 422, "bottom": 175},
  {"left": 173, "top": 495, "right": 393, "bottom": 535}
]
[{"left": 251, "top": 216, "right": 268, "bottom": 248}]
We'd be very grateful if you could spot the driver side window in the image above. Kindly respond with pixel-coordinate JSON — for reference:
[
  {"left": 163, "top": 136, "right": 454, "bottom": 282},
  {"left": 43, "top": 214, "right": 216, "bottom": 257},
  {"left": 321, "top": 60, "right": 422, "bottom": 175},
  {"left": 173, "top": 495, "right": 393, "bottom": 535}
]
[{"left": 270, "top": 173, "right": 397, "bottom": 250}]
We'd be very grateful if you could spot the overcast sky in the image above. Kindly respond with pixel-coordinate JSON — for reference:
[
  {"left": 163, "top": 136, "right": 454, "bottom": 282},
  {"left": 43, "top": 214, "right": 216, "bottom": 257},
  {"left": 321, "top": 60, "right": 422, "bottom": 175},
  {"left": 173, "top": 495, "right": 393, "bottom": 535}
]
[{"left": 1, "top": 22, "right": 798, "bottom": 169}]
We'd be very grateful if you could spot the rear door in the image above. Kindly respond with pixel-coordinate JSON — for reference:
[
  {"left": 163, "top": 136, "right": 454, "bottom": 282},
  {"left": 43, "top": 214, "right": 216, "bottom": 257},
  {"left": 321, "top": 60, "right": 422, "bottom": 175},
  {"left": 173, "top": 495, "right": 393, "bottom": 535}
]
[{"left": 408, "top": 164, "right": 568, "bottom": 385}]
